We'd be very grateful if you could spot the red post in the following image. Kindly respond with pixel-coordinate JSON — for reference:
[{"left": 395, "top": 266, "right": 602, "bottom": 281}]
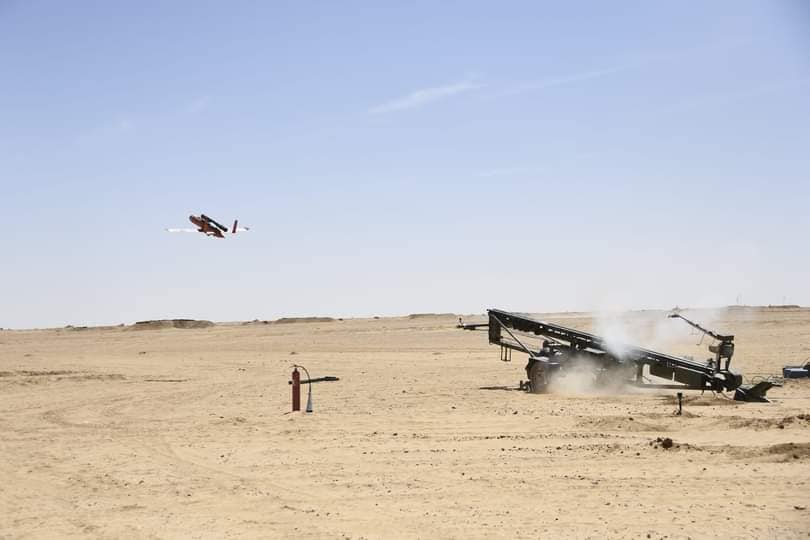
[{"left": 291, "top": 368, "right": 301, "bottom": 412}]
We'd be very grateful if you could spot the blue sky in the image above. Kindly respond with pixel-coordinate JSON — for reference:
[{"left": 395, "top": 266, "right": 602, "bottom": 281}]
[{"left": 1, "top": 1, "right": 808, "bottom": 328}]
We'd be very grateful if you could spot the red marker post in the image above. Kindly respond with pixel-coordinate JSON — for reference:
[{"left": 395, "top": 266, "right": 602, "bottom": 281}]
[{"left": 291, "top": 367, "right": 301, "bottom": 412}]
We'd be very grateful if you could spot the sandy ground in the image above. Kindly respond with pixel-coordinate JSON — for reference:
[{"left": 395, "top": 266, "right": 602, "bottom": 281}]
[{"left": 1, "top": 308, "right": 809, "bottom": 539}]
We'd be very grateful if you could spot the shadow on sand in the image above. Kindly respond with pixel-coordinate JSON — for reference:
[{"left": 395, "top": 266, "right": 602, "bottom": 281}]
[{"left": 478, "top": 385, "right": 523, "bottom": 392}]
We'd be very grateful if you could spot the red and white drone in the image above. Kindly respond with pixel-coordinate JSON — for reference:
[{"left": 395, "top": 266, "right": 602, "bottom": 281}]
[{"left": 166, "top": 214, "right": 250, "bottom": 239}]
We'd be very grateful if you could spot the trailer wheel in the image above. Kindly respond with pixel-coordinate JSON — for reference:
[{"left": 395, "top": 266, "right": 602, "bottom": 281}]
[{"left": 526, "top": 358, "right": 550, "bottom": 394}]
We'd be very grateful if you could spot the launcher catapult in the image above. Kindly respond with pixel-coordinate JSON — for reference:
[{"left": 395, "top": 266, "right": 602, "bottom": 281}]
[{"left": 459, "top": 309, "right": 774, "bottom": 402}]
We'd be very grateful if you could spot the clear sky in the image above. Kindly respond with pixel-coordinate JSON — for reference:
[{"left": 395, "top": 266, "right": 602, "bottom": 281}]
[{"left": 1, "top": 1, "right": 808, "bottom": 328}]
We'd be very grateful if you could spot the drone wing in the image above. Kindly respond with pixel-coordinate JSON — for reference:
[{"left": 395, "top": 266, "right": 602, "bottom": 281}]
[
  {"left": 165, "top": 228, "right": 198, "bottom": 233},
  {"left": 234, "top": 226, "right": 250, "bottom": 232}
]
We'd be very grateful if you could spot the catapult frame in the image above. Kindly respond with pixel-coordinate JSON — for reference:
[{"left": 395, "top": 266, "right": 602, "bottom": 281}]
[{"left": 460, "top": 309, "right": 773, "bottom": 402}]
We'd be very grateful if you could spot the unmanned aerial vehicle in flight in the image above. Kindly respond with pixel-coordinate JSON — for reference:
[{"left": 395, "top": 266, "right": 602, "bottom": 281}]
[{"left": 166, "top": 214, "right": 249, "bottom": 238}]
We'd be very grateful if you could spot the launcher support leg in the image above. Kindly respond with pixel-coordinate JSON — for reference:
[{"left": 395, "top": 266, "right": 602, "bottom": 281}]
[{"left": 500, "top": 346, "right": 512, "bottom": 362}]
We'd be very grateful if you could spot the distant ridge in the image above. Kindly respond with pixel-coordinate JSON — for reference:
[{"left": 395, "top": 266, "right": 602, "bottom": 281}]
[
  {"left": 128, "top": 319, "right": 215, "bottom": 331},
  {"left": 273, "top": 317, "right": 335, "bottom": 324}
]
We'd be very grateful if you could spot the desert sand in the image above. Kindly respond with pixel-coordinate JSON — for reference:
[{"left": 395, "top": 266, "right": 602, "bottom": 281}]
[{"left": 1, "top": 308, "right": 809, "bottom": 539}]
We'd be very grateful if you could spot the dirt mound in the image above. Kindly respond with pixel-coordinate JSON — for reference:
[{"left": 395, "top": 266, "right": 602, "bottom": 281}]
[
  {"left": 1, "top": 370, "right": 76, "bottom": 377},
  {"left": 129, "top": 319, "right": 215, "bottom": 330},
  {"left": 407, "top": 313, "right": 456, "bottom": 319},
  {"left": 766, "top": 442, "right": 810, "bottom": 459},
  {"left": 273, "top": 317, "right": 335, "bottom": 324},
  {"left": 0, "top": 370, "right": 125, "bottom": 385},
  {"left": 16, "top": 370, "right": 76, "bottom": 377},
  {"left": 578, "top": 416, "right": 667, "bottom": 432},
  {"left": 718, "top": 414, "right": 810, "bottom": 430},
  {"left": 722, "top": 442, "right": 810, "bottom": 461}
]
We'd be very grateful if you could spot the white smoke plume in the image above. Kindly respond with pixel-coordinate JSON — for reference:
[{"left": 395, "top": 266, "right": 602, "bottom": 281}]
[
  {"left": 593, "top": 307, "right": 739, "bottom": 361},
  {"left": 547, "top": 306, "right": 756, "bottom": 394}
]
